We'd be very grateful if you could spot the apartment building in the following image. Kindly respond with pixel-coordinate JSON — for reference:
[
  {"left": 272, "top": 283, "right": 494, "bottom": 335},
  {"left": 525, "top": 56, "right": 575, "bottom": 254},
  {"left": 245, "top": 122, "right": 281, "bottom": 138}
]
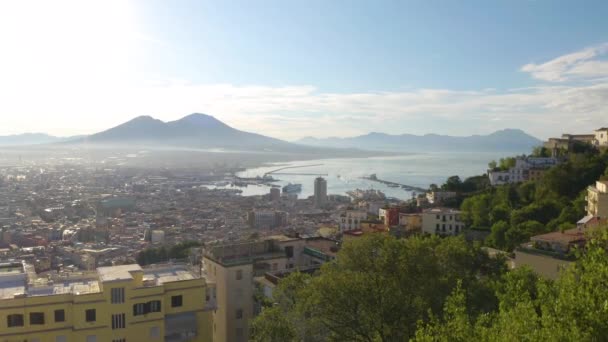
[
  {"left": 594, "top": 127, "right": 608, "bottom": 147},
  {"left": 338, "top": 210, "right": 367, "bottom": 232},
  {"left": 421, "top": 208, "right": 465, "bottom": 236},
  {"left": 426, "top": 191, "right": 457, "bottom": 205},
  {"left": 488, "top": 157, "right": 558, "bottom": 186},
  {"left": 202, "top": 234, "right": 337, "bottom": 342},
  {"left": 0, "top": 261, "right": 213, "bottom": 342},
  {"left": 587, "top": 180, "right": 608, "bottom": 218}
]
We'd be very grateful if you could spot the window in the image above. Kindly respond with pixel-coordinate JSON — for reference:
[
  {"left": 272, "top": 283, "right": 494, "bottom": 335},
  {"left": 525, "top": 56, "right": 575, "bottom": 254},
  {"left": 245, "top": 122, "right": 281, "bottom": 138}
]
[
  {"left": 133, "top": 303, "right": 146, "bottom": 316},
  {"left": 7, "top": 314, "right": 24, "bottom": 327},
  {"left": 149, "top": 300, "right": 161, "bottom": 312},
  {"left": 55, "top": 309, "right": 65, "bottom": 322},
  {"left": 111, "top": 287, "right": 125, "bottom": 304},
  {"left": 112, "top": 313, "right": 126, "bottom": 329},
  {"left": 150, "top": 326, "right": 160, "bottom": 338},
  {"left": 442, "top": 224, "right": 446, "bottom": 232},
  {"left": 30, "top": 312, "right": 45, "bottom": 325},
  {"left": 171, "top": 295, "right": 183, "bottom": 307},
  {"left": 436, "top": 214, "right": 439, "bottom": 219},
  {"left": 236, "top": 308, "right": 243, "bottom": 319},
  {"left": 285, "top": 246, "right": 294, "bottom": 258},
  {"left": 236, "top": 269, "right": 242, "bottom": 280},
  {"left": 86, "top": 336, "right": 97, "bottom": 342},
  {"left": 85, "top": 309, "right": 96, "bottom": 322}
]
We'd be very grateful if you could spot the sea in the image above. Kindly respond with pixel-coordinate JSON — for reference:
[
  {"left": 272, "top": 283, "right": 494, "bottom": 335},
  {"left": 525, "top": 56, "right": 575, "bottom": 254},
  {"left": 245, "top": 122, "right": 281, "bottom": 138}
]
[{"left": 212, "top": 151, "right": 519, "bottom": 200}]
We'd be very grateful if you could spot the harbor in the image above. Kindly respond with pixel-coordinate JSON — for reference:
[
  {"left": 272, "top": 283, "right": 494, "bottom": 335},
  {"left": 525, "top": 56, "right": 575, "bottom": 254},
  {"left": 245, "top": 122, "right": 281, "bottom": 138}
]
[{"left": 361, "top": 174, "right": 427, "bottom": 192}]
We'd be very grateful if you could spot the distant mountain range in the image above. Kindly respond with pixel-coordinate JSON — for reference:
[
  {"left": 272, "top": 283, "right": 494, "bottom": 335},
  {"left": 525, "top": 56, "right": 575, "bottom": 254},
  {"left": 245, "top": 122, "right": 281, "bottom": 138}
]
[
  {"left": 0, "top": 114, "right": 541, "bottom": 154},
  {"left": 0, "top": 133, "right": 82, "bottom": 146},
  {"left": 297, "top": 129, "right": 542, "bottom": 152}
]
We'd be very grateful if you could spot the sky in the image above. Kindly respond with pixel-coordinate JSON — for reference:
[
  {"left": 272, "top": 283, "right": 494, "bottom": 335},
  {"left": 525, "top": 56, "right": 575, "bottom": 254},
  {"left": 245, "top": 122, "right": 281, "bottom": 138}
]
[{"left": 1, "top": 0, "right": 607, "bottom": 141}]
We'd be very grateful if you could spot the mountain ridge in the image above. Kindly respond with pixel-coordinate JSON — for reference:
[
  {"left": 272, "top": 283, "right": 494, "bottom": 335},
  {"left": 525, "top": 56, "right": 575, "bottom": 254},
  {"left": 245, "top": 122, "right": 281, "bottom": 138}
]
[{"left": 296, "top": 128, "right": 542, "bottom": 152}]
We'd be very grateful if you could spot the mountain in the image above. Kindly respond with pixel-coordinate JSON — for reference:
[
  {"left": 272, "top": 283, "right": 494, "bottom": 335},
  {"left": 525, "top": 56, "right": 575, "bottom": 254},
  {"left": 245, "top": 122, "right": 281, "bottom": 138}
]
[
  {"left": 74, "top": 113, "right": 327, "bottom": 153},
  {"left": 0, "top": 133, "right": 82, "bottom": 146},
  {"left": 297, "top": 129, "right": 542, "bottom": 152}
]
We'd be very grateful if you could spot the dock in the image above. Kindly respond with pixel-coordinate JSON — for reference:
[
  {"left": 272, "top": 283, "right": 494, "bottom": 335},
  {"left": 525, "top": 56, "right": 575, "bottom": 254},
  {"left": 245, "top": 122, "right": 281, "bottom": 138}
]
[{"left": 361, "top": 174, "right": 427, "bottom": 192}]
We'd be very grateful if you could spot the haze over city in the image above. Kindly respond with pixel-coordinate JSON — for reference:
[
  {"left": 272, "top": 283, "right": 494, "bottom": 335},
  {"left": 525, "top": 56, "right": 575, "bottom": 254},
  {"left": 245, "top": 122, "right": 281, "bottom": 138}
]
[
  {"left": 2, "top": 2, "right": 608, "bottom": 342},
  {"left": 1, "top": 0, "right": 608, "bottom": 140}
]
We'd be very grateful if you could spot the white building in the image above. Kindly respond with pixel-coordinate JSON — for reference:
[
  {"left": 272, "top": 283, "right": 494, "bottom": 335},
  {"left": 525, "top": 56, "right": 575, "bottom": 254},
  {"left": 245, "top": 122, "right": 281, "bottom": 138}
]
[
  {"left": 426, "top": 191, "right": 457, "bottom": 204},
  {"left": 488, "top": 157, "right": 558, "bottom": 186},
  {"left": 339, "top": 210, "right": 367, "bottom": 232},
  {"left": 422, "top": 208, "right": 465, "bottom": 236},
  {"left": 594, "top": 127, "right": 608, "bottom": 147}
]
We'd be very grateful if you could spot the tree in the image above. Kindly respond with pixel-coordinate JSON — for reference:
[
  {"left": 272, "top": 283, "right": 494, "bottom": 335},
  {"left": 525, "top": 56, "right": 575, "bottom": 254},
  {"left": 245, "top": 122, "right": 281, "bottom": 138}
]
[
  {"left": 252, "top": 235, "right": 504, "bottom": 342},
  {"left": 442, "top": 175, "right": 463, "bottom": 192},
  {"left": 414, "top": 228, "right": 608, "bottom": 341}
]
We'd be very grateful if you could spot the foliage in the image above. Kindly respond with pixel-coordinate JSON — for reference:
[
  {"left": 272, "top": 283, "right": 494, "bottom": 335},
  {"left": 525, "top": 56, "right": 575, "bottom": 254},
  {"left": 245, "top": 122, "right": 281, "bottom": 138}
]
[
  {"left": 414, "top": 229, "right": 608, "bottom": 341},
  {"left": 251, "top": 235, "right": 505, "bottom": 342},
  {"left": 136, "top": 240, "right": 202, "bottom": 265},
  {"left": 459, "top": 149, "right": 608, "bottom": 250}
]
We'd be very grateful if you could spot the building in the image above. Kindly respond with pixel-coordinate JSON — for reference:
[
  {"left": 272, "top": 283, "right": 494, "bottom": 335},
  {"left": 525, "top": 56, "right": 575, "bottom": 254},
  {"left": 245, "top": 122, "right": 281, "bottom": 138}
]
[
  {"left": 488, "top": 157, "right": 558, "bottom": 186},
  {"left": 421, "top": 208, "right": 465, "bottom": 236},
  {"left": 399, "top": 213, "right": 422, "bottom": 231},
  {"left": 338, "top": 210, "right": 367, "bottom": 232},
  {"left": 246, "top": 210, "right": 289, "bottom": 229},
  {"left": 594, "top": 127, "right": 608, "bottom": 147},
  {"left": 587, "top": 180, "right": 608, "bottom": 218},
  {"left": 426, "top": 191, "right": 457, "bottom": 205},
  {"left": 151, "top": 230, "right": 165, "bottom": 243},
  {"left": 202, "top": 234, "right": 338, "bottom": 342},
  {"left": 544, "top": 133, "right": 596, "bottom": 155},
  {"left": 314, "top": 177, "right": 328, "bottom": 208},
  {"left": 269, "top": 187, "right": 281, "bottom": 201},
  {"left": 0, "top": 261, "right": 213, "bottom": 342},
  {"left": 378, "top": 207, "right": 399, "bottom": 227},
  {"left": 202, "top": 236, "right": 305, "bottom": 342}
]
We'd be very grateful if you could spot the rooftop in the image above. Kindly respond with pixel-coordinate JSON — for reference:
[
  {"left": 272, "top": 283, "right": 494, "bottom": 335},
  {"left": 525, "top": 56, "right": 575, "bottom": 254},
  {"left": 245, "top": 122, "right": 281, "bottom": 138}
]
[
  {"left": 423, "top": 208, "right": 461, "bottom": 214},
  {"left": 97, "top": 264, "right": 142, "bottom": 282}
]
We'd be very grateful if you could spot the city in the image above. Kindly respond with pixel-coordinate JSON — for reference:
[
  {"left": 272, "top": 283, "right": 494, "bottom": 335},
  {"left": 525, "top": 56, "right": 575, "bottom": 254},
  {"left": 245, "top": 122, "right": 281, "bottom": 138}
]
[{"left": 2, "top": 1, "right": 608, "bottom": 341}]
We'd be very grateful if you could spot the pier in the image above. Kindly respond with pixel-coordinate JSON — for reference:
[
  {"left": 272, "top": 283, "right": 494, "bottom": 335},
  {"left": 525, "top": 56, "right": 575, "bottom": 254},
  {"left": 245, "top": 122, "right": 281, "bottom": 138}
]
[
  {"left": 263, "top": 164, "right": 325, "bottom": 177},
  {"left": 361, "top": 174, "right": 427, "bottom": 192}
]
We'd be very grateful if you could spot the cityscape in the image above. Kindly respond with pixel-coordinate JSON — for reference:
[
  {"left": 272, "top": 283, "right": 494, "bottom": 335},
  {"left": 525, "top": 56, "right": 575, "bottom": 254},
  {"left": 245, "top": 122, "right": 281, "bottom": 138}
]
[{"left": 1, "top": 1, "right": 608, "bottom": 342}]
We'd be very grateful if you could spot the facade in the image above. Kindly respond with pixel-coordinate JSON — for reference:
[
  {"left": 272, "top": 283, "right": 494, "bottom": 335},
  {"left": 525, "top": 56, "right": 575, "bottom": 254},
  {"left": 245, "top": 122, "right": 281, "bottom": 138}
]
[
  {"left": 421, "top": 208, "right": 465, "bottom": 236},
  {"left": 587, "top": 180, "right": 608, "bottom": 218},
  {"left": 399, "top": 213, "right": 422, "bottom": 231},
  {"left": 313, "top": 177, "right": 328, "bottom": 208},
  {"left": 594, "top": 128, "right": 608, "bottom": 147},
  {"left": 488, "top": 157, "right": 558, "bottom": 186},
  {"left": 203, "top": 235, "right": 336, "bottom": 342},
  {"left": 0, "top": 262, "right": 213, "bottom": 342},
  {"left": 378, "top": 207, "right": 399, "bottom": 227},
  {"left": 246, "top": 210, "right": 289, "bottom": 229},
  {"left": 426, "top": 191, "right": 457, "bottom": 205},
  {"left": 338, "top": 210, "right": 367, "bottom": 232},
  {"left": 269, "top": 187, "right": 281, "bottom": 201}
]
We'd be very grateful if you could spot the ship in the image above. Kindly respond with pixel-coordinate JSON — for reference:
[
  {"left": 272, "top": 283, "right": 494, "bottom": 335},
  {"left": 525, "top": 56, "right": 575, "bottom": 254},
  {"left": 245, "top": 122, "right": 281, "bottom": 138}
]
[{"left": 282, "top": 183, "right": 302, "bottom": 193}]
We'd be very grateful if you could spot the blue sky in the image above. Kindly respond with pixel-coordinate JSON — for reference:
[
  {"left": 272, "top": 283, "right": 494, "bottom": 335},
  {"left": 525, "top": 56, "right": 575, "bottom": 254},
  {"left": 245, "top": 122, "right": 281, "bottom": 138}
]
[{"left": 1, "top": 0, "right": 607, "bottom": 140}]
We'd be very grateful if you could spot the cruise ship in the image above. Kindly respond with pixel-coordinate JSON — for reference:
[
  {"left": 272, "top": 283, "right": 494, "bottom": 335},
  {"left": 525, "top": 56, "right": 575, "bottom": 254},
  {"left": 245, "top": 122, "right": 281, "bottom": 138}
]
[{"left": 282, "top": 183, "right": 302, "bottom": 193}]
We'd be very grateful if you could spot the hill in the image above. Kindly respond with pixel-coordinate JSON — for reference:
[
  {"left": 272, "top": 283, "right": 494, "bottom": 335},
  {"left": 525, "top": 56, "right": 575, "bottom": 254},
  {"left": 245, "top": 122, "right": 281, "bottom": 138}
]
[{"left": 297, "top": 129, "right": 542, "bottom": 152}]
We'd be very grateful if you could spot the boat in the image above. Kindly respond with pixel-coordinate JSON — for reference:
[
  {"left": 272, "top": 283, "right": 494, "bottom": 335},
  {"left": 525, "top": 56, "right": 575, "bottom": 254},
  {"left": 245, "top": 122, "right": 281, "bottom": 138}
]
[{"left": 282, "top": 183, "right": 302, "bottom": 193}]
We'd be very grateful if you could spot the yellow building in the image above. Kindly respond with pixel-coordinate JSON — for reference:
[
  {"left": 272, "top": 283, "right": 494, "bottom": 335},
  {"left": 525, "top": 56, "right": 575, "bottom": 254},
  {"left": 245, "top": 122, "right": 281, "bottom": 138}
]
[
  {"left": 587, "top": 180, "right": 608, "bottom": 218},
  {"left": 0, "top": 261, "right": 213, "bottom": 342}
]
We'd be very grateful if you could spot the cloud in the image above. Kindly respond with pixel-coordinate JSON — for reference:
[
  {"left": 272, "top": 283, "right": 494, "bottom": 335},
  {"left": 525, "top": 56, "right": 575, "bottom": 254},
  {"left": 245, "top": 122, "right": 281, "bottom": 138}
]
[
  {"left": 2, "top": 79, "right": 607, "bottom": 141},
  {"left": 521, "top": 43, "right": 608, "bottom": 82}
]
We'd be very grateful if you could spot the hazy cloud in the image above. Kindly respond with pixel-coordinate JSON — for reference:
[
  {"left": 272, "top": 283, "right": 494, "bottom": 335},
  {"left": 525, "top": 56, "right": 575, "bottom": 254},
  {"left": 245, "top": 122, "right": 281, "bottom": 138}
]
[{"left": 521, "top": 43, "right": 608, "bottom": 82}]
